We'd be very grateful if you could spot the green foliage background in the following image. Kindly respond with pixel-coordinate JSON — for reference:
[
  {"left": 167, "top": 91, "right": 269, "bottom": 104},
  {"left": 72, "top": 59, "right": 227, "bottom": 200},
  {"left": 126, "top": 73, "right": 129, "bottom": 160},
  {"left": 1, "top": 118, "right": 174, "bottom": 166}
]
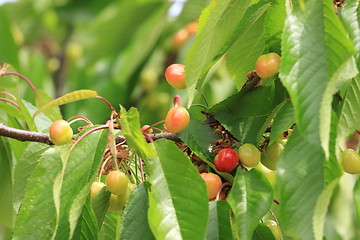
[{"left": 0, "top": 0, "right": 360, "bottom": 239}]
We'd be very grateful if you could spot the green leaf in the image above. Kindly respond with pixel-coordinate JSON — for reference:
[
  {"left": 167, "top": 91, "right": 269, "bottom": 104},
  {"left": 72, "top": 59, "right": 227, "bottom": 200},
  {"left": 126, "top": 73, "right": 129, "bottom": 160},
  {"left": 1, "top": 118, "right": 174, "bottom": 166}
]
[
  {"left": 34, "top": 90, "right": 99, "bottom": 117},
  {"left": 338, "top": 76, "right": 360, "bottom": 141},
  {"left": 72, "top": 197, "right": 99, "bottom": 240},
  {"left": 0, "top": 137, "right": 15, "bottom": 229},
  {"left": 264, "top": 0, "right": 285, "bottom": 53},
  {"left": 92, "top": 187, "right": 111, "bottom": 230},
  {"left": 148, "top": 139, "right": 209, "bottom": 240},
  {"left": 178, "top": 119, "right": 233, "bottom": 182},
  {"left": 207, "top": 84, "right": 286, "bottom": 145},
  {"left": 13, "top": 142, "right": 49, "bottom": 212},
  {"left": 269, "top": 100, "right": 294, "bottom": 145},
  {"left": 120, "top": 183, "right": 154, "bottom": 240},
  {"left": 277, "top": 130, "right": 324, "bottom": 240},
  {"left": 339, "top": 0, "right": 360, "bottom": 68},
  {"left": 99, "top": 211, "right": 120, "bottom": 240},
  {"left": 184, "top": 0, "right": 253, "bottom": 106},
  {"left": 37, "top": 89, "right": 62, "bottom": 122},
  {"left": 12, "top": 147, "right": 63, "bottom": 240},
  {"left": 226, "top": 2, "right": 269, "bottom": 90},
  {"left": 280, "top": 0, "right": 355, "bottom": 144},
  {"left": 119, "top": 106, "right": 157, "bottom": 168},
  {"left": 205, "top": 201, "right": 233, "bottom": 240},
  {"left": 0, "top": 7, "right": 19, "bottom": 69},
  {"left": 354, "top": 177, "right": 360, "bottom": 224},
  {"left": 54, "top": 129, "right": 108, "bottom": 240},
  {"left": 313, "top": 180, "right": 339, "bottom": 240},
  {"left": 227, "top": 168, "right": 273, "bottom": 240},
  {"left": 252, "top": 223, "right": 275, "bottom": 240}
]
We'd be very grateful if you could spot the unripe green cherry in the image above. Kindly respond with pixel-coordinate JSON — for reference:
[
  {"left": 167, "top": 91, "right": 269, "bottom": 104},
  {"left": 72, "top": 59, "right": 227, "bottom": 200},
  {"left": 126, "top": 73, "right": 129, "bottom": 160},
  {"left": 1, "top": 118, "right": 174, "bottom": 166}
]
[
  {"left": 260, "top": 142, "right": 284, "bottom": 170},
  {"left": 49, "top": 120, "right": 73, "bottom": 145},
  {"left": 341, "top": 149, "right": 360, "bottom": 174},
  {"left": 165, "top": 106, "right": 190, "bottom": 133},
  {"left": 200, "top": 172, "right": 222, "bottom": 200},
  {"left": 255, "top": 53, "right": 281, "bottom": 79},
  {"left": 165, "top": 64, "right": 186, "bottom": 89},
  {"left": 238, "top": 143, "right": 261, "bottom": 168},
  {"left": 106, "top": 170, "right": 128, "bottom": 196},
  {"left": 90, "top": 182, "right": 105, "bottom": 201},
  {"left": 263, "top": 220, "right": 281, "bottom": 240}
]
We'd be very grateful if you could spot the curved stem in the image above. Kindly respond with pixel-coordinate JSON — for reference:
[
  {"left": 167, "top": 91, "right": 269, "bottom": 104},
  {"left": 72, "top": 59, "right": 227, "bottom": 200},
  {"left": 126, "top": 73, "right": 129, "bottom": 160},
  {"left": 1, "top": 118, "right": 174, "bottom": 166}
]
[
  {"left": 0, "top": 91, "right": 17, "bottom": 100},
  {"left": 96, "top": 96, "right": 116, "bottom": 114},
  {"left": 98, "top": 156, "right": 112, "bottom": 181},
  {"left": 269, "top": 209, "right": 283, "bottom": 240},
  {"left": 67, "top": 115, "right": 93, "bottom": 126},
  {"left": 199, "top": 91, "right": 209, "bottom": 108},
  {"left": 189, "top": 104, "right": 208, "bottom": 110},
  {"left": 0, "top": 72, "right": 41, "bottom": 105},
  {"left": 0, "top": 97, "right": 20, "bottom": 109}
]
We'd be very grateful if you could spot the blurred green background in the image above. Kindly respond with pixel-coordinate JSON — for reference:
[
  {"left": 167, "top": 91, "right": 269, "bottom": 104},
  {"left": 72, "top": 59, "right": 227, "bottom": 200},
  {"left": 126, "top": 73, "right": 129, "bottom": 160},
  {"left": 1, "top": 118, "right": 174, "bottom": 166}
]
[{"left": 0, "top": 0, "right": 237, "bottom": 126}]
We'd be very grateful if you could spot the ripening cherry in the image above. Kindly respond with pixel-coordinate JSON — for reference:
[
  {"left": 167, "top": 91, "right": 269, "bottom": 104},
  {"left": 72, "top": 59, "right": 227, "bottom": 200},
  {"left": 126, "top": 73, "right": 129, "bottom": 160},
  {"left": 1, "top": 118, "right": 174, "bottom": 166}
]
[
  {"left": 165, "top": 106, "right": 190, "bottom": 133},
  {"left": 255, "top": 53, "right": 281, "bottom": 79},
  {"left": 214, "top": 148, "right": 239, "bottom": 173},
  {"left": 341, "top": 149, "right": 360, "bottom": 174},
  {"left": 263, "top": 220, "right": 281, "bottom": 240},
  {"left": 106, "top": 170, "right": 129, "bottom": 196},
  {"left": 141, "top": 125, "right": 153, "bottom": 134},
  {"left": 49, "top": 119, "right": 73, "bottom": 145},
  {"left": 260, "top": 142, "right": 284, "bottom": 170},
  {"left": 200, "top": 172, "right": 222, "bottom": 200},
  {"left": 108, "top": 194, "right": 123, "bottom": 212},
  {"left": 238, "top": 143, "right": 261, "bottom": 168},
  {"left": 165, "top": 64, "right": 186, "bottom": 89},
  {"left": 90, "top": 182, "right": 106, "bottom": 201}
]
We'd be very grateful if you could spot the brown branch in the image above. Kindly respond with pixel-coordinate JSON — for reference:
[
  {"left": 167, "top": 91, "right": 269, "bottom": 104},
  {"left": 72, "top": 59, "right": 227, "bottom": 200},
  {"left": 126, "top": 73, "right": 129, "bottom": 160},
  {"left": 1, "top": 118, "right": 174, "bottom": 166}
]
[
  {"left": 0, "top": 123, "right": 53, "bottom": 145},
  {"left": 0, "top": 123, "right": 182, "bottom": 145}
]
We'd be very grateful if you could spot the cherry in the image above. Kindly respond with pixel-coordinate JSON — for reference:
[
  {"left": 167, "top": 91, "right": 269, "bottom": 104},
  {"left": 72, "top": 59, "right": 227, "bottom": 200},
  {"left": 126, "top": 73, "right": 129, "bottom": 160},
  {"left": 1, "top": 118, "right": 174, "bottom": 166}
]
[
  {"left": 238, "top": 143, "right": 260, "bottom": 168},
  {"left": 172, "top": 29, "right": 189, "bottom": 51},
  {"left": 255, "top": 53, "right": 281, "bottom": 79},
  {"left": 214, "top": 148, "right": 239, "bottom": 172},
  {"left": 200, "top": 172, "right": 222, "bottom": 200},
  {"left": 49, "top": 119, "right": 73, "bottom": 145},
  {"left": 108, "top": 194, "right": 123, "bottom": 212},
  {"left": 141, "top": 125, "right": 153, "bottom": 134},
  {"left": 90, "top": 182, "right": 105, "bottom": 201},
  {"left": 165, "top": 64, "right": 186, "bottom": 89},
  {"left": 165, "top": 106, "right": 190, "bottom": 133},
  {"left": 105, "top": 170, "right": 128, "bottom": 196},
  {"left": 118, "top": 183, "right": 137, "bottom": 207},
  {"left": 263, "top": 220, "right": 281, "bottom": 240},
  {"left": 341, "top": 149, "right": 360, "bottom": 174},
  {"left": 260, "top": 142, "right": 284, "bottom": 170}
]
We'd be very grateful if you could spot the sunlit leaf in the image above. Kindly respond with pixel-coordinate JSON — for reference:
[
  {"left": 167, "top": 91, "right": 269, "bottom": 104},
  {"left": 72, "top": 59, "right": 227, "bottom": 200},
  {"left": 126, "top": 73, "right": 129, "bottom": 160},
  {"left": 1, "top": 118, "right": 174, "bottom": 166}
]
[
  {"left": 269, "top": 100, "right": 294, "bottom": 145},
  {"left": 34, "top": 90, "right": 99, "bottom": 117},
  {"left": 205, "top": 201, "right": 233, "bottom": 240}
]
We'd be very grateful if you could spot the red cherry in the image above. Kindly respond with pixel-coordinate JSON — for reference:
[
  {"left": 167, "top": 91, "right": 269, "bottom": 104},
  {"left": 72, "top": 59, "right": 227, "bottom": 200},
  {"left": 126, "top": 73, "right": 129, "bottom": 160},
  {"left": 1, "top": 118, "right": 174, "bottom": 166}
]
[
  {"left": 214, "top": 148, "right": 239, "bottom": 173},
  {"left": 165, "top": 64, "right": 186, "bottom": 89}
]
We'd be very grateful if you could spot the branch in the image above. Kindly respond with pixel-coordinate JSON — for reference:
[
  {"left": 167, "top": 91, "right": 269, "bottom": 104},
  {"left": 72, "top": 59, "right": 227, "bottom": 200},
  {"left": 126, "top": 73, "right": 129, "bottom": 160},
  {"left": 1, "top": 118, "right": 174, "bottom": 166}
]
[
  {"left": 0, "top": 123, "right": 53, "bottom": 145},
  {"left": 0, "top": 123, "right": 182, "bottom": 145}
]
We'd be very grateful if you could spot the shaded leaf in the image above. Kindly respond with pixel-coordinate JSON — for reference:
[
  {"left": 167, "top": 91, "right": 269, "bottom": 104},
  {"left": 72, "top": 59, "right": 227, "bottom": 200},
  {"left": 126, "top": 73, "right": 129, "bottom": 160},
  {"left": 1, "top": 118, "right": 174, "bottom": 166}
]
[
  {"left": 227, "top": 168, "right": 273, "bottom": 240},
  {"left": 269, "top": 100, "right": 294, "bottom": 145},
  {"left": 0, "top": 7, "right": 19, "bottom": 68},
  {"left": 264, "top": 0, "right": 285, "bottom": 53},
  {"left": 92, "top": 187, "right": 111, "bottom": 230},
  {"left": 120, "top": 183, "right": 154, "bottom": 240},
  {"left": 252, "top": 223, "right": 275, "bottom": 240},
  {"left": 100, "top": 211, "right": 120, "bottom": 240},
  {"left": 72, "top": 197, "right": 99, "bottom": 240},
  {"left": 184, "top": 0, "right": 253, "bottom": 106},
  {"left": 226, "top": 2, "right": 269, "bottom": 89}
]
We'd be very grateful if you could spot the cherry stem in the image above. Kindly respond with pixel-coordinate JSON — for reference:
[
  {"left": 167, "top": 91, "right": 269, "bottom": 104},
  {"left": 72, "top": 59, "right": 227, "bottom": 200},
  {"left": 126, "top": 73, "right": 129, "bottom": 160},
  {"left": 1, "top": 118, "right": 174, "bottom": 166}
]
[
  {"left": 98, "top": 156, "right": 112, "bottom": 182},
  {"left": 269, "top": 209, "right": 283, "bottom": 240},
  {"left": 215, "top": 182, "right": 232, "bottom": 201},
  {"left": 190, "top": 104, "right": 208, "bottom": 110},
  {"left": 0, "top": 91, "right": 17, "bottom": 100},
  {"left": 139, "top": 157, "right": 145, "bottom": 182},
  {"left": 0, "top": 72, "right": 41, "bottom": 106},
  {"left": 144, "top": 133, "right": 154, "bottom": 143},
  {"left": 0, "top": 97, "right": 20, "bottom": 109},
  {"left": 244, "top": 75, "right": 261, "bottom": 90},
  {"left": 67, "top": 115, "right": 94, "bottom": 126},
  {"left": 109, "top": 112, "right": 119, "bottom": 170},
  {"left": 96, "top": 96, "right": 116, "bottom": 114},
  {"left": 173, "top": 95, "right": 181, "bottom": 107},
  {"left": 150, "top": 119, "right": 165, "bottom": 128},
  {"left": 273, "top": 199, "right": 280, "bottom": 205},
  {"left": 200, "top": 91, "right": 209, "bottom": 108}
]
